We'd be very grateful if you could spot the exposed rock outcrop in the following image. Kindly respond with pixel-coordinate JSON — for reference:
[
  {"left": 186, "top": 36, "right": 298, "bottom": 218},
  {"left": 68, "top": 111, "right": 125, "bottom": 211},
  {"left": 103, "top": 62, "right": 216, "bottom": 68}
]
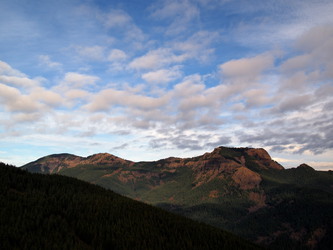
[
  {"left": 232, "top": 167, "right": 262, "bottom": 190},
  {"left": 245, "top": 148, "right": 284, "bottom": 170}
]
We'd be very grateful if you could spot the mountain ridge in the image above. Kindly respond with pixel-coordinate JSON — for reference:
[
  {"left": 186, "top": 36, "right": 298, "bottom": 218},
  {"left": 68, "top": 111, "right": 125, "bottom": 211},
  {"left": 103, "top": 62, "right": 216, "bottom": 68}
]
[
  {"left": 22, "top": 146, "right": 333, "bottom": 249},
  {"left": 22, "top": 146, "right": 285, "bottom": 173},
  {"left": 24, "top": 152, "right": 133, "bottom": 174}
]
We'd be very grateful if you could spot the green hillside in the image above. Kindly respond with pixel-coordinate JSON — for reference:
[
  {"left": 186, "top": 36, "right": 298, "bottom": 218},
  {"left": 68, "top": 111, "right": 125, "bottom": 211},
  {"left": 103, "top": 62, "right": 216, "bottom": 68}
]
[{"left": 0, "top": 162, "right": 259, "bottom": 250}]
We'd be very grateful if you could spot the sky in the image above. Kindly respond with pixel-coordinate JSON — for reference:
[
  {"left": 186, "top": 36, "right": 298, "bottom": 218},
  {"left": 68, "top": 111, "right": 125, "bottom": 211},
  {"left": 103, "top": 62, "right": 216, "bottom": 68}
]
[{"left": 0, "top": 0, "right": 332, "bottom": 170}]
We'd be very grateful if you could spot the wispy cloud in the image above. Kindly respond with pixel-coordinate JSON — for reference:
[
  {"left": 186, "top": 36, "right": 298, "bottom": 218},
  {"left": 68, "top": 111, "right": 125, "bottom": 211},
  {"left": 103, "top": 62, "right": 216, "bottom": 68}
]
[
  {"left": 74, "top": 46, "right": 106, "bottom": 61},
  {"left": 38, "top": 55, "right": 62, "bottom": 70},
  {"left": 129, "top": 48, "right": 187, "bottom": 70},
  {"left": 150, "top": 0, "right": 200, "bottom": 36}
]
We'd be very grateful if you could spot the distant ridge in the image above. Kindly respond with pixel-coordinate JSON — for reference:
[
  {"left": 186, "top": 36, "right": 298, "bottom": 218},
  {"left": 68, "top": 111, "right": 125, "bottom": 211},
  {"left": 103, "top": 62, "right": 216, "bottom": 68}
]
[
  {"left": 22, "top": 146, "right": 284, "bottom": 173},
  {"left": 24, "top": 152, "right": 132, "bottom": 174}
]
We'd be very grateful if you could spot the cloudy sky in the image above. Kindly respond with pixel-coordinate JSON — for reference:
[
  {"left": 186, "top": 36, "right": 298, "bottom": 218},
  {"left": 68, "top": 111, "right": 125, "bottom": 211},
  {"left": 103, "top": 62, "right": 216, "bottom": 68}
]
[{"left": 1, "top": 0, "right": 332, "bottom": 170}]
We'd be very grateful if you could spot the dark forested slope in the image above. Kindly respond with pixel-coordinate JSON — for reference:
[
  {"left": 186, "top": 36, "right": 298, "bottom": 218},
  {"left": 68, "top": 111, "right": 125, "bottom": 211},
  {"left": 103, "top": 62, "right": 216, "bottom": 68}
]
[{"left": 0, "top": 162, "right": 259, "bottom": 250}]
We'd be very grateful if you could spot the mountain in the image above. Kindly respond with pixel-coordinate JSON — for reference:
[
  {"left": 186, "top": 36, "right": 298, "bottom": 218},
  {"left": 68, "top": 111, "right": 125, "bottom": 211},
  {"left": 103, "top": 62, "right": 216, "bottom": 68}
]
[
  {"left": 22, "top": 152, "right": 132, "bottom": 174},
  {"left": 22, "top": 146, "right": 333, "bottom": 249},
  {"left": 0, "top": 162, "right": 259, "bottom": 250}
]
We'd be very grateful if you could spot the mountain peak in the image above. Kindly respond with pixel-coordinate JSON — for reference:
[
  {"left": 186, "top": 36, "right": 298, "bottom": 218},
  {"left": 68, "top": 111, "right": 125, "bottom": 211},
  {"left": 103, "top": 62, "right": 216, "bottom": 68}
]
[
  {"left": 22, "top": 153, "right": 84, "bottom": 173},
  {"left": 22, "top": 152, "right": 134, "bottom": 174},
  {"left": 245, "top": 148, "right": 271, "bottom": 160},
  {"left": 208, "top": 146, "right": 284, "bottom": 170},
  {"left": 297, "top": 163, "right": 315, "bottom": 171},
  {"left": 85, "top": 153, "right": 133, "bottom": 165}
]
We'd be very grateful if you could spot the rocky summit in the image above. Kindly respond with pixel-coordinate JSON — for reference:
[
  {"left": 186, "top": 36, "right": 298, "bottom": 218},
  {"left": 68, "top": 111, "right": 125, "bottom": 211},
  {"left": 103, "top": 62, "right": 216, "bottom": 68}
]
[{"left": 22, "top": 146, "right": 333, "bottom": 249}]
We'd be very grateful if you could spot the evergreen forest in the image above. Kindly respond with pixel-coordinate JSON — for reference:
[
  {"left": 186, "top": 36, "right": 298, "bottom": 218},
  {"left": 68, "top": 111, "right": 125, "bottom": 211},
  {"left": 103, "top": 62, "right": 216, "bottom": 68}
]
[{"left": 0, "top": 162, "right": 260, "bottom": 249}]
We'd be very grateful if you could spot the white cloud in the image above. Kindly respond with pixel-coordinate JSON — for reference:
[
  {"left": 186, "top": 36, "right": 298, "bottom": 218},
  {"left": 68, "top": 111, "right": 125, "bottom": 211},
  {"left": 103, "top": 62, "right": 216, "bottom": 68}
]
[
  {"left": 0, "top": 83, "right": 21, "bottom": 100},
  {"left": 10, "top": 96, "right": 40, "bottom": 113},
  {"left": 0, "top": 75, "right": 41, "bottom": 89},
  {"left": 108, "top": 49, "right": 127, "bottom": 61},
  {"left": 296, "top": 25, "right": 333, "bottom": 51},
  {"left": 30, "top": 87, "right": 64, "bottom": 107},
  {"left": 128, "top": 31, "right": 219, "bottom": 73},
  {"left": 243, "top": 88, "right": 271, "bottom": 107},
  {"left": 295, "top": 25, "right": 333, "bottom": 76},
  {"left": 142, "top": 66, "right": 182, "bottom": 84},
  {"left": 12, "top": 113, "right": 42, "bottom": 123},
  {"left": 224, "top": 1, "right": 333, "bottom": 49},
  {"left": 103, "top": 9, "right": 132, "bottom": 28},
  {"left": 129, "top": 48, "right": 187, "bottom": 70},
  {"left": 100, "top": 8, "right": 145, "bottom": 47},
  {"left": 275, "top": 94, "right": 313, "bottom": 113},
  {"left": 278, "top": 25, "right": 333, "bottom": 92},
  {"left": 150, "top": 0, "right": 200, "bottom": 35},
  {"left": 61, "top": 72, "right": 100, "bottom": 88},
  {"left": 84, "top": 88, "right": 170, "bottom": 112},
  {"left": 0, "top": 83, "right": 42, "bottom": 113},
  {"left": 107, "top": 49, "right": 128, "bottom": 72},
  {"left": 38, "top": 55, "right": 62, "bottom": 69},
  {"left": 173, "top": 30, "right": 220, "bottom": 63},
  {"left": 220, "top": 53, "right": 274, "bottom": 80},
  {"left": 280, "top": 54, "right": 311, "bottom": 73},
  {"left": 173, "top": 74, "right": 205, "bottom": 97},
  {"left": 64, "top": 89, "right": 90, "bottom": 100},
  {"left": 75, "top": 46, "right": 105, "bottom": 61},
  {"left": 278, "top": 71, "right": 313, "bottom": 91},
  {"left": 0, "top": 61, "right": 26, "bottom": 77}
]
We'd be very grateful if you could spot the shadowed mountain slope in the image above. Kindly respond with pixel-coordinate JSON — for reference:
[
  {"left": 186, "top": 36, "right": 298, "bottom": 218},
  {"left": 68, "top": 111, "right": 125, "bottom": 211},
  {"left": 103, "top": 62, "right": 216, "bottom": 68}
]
[
  {"left": 0, "top": 162, "right": 259, "bottom": 250},
  {"left": 22, "top": 146, "right": 333, "bottom": 249}
]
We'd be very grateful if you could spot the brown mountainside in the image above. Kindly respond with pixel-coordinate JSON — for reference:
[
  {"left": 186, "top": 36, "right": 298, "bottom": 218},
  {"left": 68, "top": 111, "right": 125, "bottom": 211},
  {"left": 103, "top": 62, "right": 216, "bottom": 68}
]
[
  {"left": 24, "top": 152, "right": 133, "bottom": 174},
  {"left": 24, "top": 146, "right": 283, "bottom": 174}
]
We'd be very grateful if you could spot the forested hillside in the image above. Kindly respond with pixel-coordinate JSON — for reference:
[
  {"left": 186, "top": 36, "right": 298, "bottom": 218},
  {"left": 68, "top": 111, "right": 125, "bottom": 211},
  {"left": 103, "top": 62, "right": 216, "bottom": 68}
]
[{"left": 0, "top": 162, "right": 259, "bottom": 250}]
